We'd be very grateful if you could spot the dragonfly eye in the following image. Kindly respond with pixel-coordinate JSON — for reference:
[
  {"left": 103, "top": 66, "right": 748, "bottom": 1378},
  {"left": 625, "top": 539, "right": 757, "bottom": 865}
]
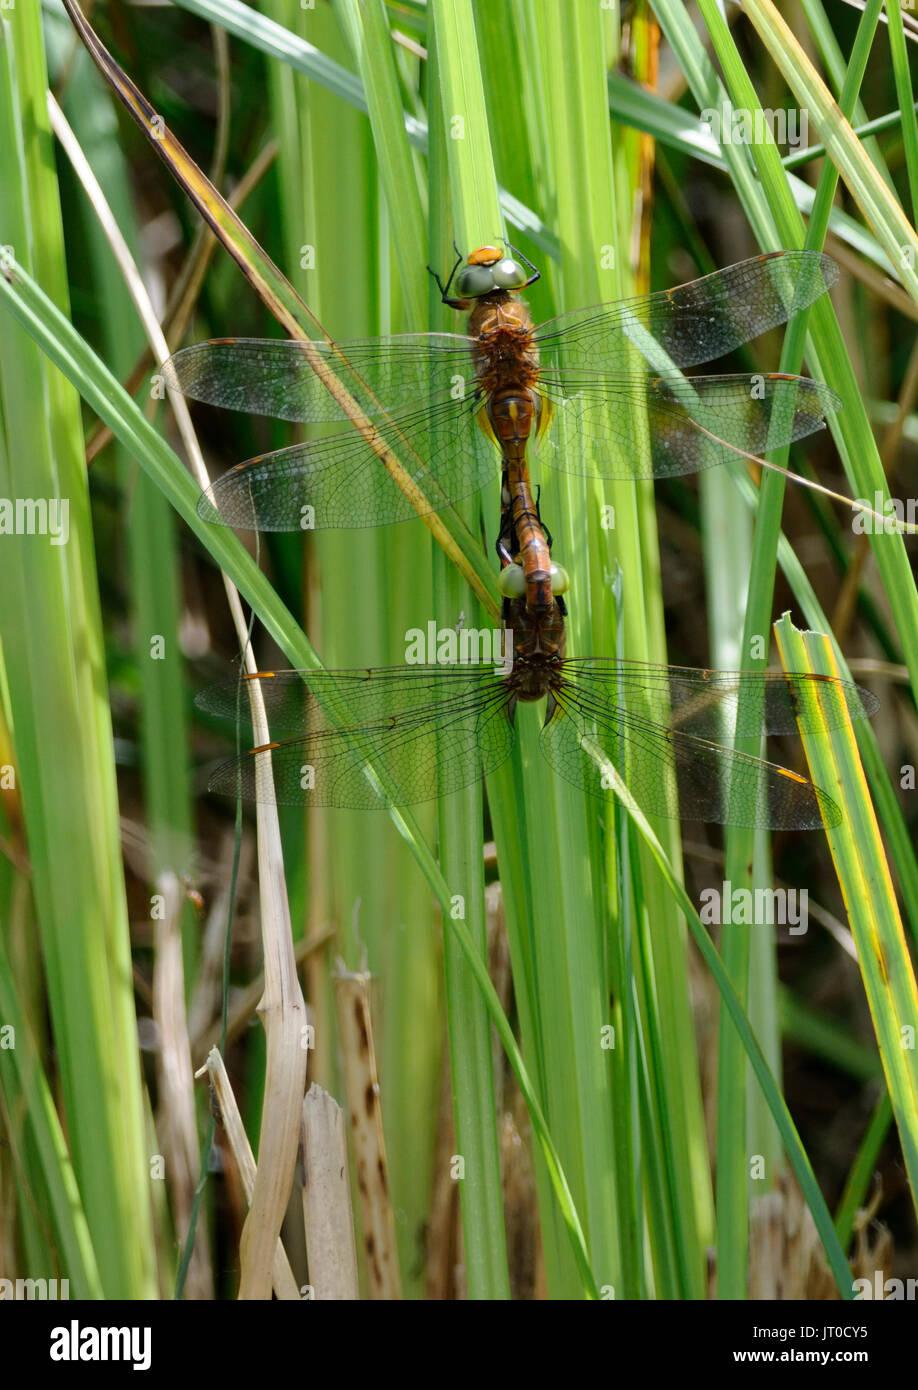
[
  {"left": 498, "top": 562, "right": 527, "bottom": 598},
  {"left": 455, "top": 264, "right": 496, "bottom": 298},
  {"left": 550, "top": 563, "right": 570, "bottom": 595},
  {"left": 491, "top": 257, "right": 529, "bottom": 290}
]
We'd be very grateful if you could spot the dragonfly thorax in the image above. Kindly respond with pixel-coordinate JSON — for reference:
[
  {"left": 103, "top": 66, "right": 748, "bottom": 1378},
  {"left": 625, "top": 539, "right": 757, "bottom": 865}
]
[{"left": 468, "top": 297, "right": 539, "bottom": 368}]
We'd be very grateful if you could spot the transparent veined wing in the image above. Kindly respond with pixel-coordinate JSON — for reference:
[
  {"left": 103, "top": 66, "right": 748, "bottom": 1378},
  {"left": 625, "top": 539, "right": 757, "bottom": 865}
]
[
  {"left": 194, "top": 394, "right": 498, "bottom": 529},
  {"left": 162, "top": 332, "right": 476, "bottom": 423},
  {"left": 531, "top": 251, "right": 838, "bottom": 371},
  {"left": 195, "top": 667, "right": 515, "bottom": 808},
  {"left": 532, "top": 371, "right": 841, "bottom": 480},
  {"left": 541, "top": 681, "right": 841, "bottom": 829},
  {"left": 552, "top": 661, "right": 878, "bottom": 737}
]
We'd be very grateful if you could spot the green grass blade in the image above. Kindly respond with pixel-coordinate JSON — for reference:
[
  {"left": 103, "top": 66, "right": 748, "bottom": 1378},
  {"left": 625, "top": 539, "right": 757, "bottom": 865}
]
[
  {"left": 742, "top": 0, "right": 918, "bottom": 302},
  {"left": 774, "top": 615, "right": 918, "bottom": 1215},
  {"left": 0, "top": 8, "right": 156, "bottom": 1296},
  {"left": 601, "top": 758, "right": 856, "bottom": 1299}
]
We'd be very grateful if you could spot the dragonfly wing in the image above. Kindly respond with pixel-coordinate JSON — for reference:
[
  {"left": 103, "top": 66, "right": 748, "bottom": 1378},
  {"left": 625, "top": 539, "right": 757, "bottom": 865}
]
[
  {"left": 162, "top": 333, "right": 475, "bottom": 423},
  {"left": 540, "top": 684, "right": 840, "bottom": 829},
  {"left": 555, "top": 661, "right": 879, "bottom": 736},
  {"left": 198, "top": 668, "right": 515, "bottom": 808},
  {"left": 534, "top": 372, "right": 840, "bottom": 480},
  {"left": 532, "top": 251, "right": 837, "bottom": 370},
  {"left": 196, "top": 394, "right": 498, "bottom": 529},
  {"left": 197, "top": 666, "right": 511, "bottom": 734}
]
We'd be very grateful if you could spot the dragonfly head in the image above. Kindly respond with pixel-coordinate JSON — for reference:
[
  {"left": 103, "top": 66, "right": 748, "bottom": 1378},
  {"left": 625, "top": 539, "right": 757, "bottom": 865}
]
[
  {"left": 441, "top": 245, "right": 540, "bottom": 308},
  {"left": 457, "top": 246, "right": 529, "bottom": 297}
]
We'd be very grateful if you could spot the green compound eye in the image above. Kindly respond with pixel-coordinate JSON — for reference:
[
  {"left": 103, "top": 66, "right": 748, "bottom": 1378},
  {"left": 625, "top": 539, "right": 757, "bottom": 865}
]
[
  {"left": 550, "top": 563, "right": 570, "bottom": 595},
  {"left": 497, "top": 563, "right": 527, "bottom": 597},
  {"left": 454, "top": 264, "right": 495, "bottom": 298},
  {"left": 490, "top": 257, "right": 529, "bottom": 290}
]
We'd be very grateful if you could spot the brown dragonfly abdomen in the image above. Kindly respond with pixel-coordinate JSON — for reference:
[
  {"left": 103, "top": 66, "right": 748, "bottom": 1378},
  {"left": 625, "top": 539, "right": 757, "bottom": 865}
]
[{"left": 470, "top": 299, "right": 555, "bottom": 613}]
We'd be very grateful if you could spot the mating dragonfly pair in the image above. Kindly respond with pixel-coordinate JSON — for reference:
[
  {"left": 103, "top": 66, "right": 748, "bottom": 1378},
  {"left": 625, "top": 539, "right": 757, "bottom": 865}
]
[{"left": 169, "top": 246, "right": 877, "bottom": 828}]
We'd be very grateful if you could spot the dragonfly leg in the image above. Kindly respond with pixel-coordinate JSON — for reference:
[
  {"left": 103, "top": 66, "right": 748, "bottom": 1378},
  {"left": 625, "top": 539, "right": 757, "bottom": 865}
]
[
  {"left": 428, "top": 245, "right": 466, "bottom": 307},
  {"left": 496, "top": 532, "right": 515, "bottom": 568},
  {"left": 503, "top": 239, "right": 541, "bottom": 290},
  {"left": 496, "top": 463, "right": 521, "bottom": 564},
  {"left": 542, "top": 689, "right": 559, "bottom": 727}
]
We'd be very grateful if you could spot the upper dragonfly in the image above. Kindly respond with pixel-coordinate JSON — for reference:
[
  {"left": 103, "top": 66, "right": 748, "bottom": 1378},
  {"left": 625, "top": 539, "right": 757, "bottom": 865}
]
[{"left": 162, "top": 245, "right": 840, "bottom": 532}]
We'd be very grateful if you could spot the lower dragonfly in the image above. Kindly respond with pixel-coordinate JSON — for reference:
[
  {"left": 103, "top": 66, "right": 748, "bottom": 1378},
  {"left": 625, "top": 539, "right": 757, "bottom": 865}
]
[{"left": 196, "top": 468, "right": 877, "bottom": 828}]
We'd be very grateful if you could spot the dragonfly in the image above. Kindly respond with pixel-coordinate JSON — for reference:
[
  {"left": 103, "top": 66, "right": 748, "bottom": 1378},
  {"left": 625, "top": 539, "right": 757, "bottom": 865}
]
[
  {"left": 164, "top": 246, "right": 841, "bottom": 554},
  {"left": 196, "top": 507, "right": 877, "bottom": 830}
]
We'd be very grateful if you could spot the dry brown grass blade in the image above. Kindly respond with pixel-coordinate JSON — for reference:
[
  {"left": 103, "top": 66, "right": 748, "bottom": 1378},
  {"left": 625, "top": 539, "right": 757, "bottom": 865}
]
[
  {"left": 301, "top": 1085, "right": 360, "bottom": 1300},
  {"left": 333, "top": 967, "right": 402, "bottom": 1300},
  {"left": 198, "top": 1048, "right": 301, "bottom": 1300},
  {"left": 153, "top": 871, "right": 213, "bottom": 1299}
]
